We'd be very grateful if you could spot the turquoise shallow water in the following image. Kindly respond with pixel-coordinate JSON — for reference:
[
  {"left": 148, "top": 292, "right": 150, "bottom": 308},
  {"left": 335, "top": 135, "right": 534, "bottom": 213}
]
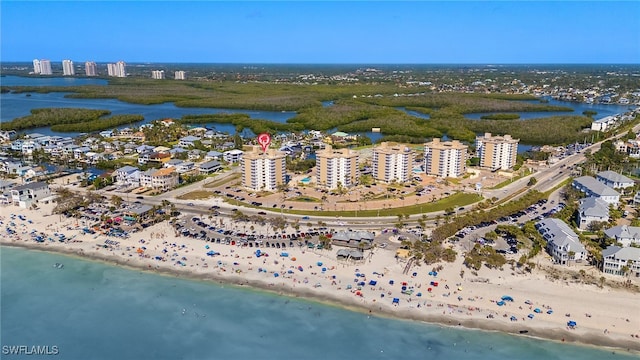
[{"left": 1, "top": 246, "right": 637, "bottom": 360}]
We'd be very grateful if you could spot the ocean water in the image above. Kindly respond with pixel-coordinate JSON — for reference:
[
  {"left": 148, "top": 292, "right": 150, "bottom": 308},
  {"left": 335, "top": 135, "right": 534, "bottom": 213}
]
[{"left": 1, "top": 246, "right": 636, "bottom": 360}]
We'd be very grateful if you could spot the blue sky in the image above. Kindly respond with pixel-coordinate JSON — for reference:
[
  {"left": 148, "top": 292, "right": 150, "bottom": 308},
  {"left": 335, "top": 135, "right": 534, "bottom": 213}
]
[{"left": 2, "top": 1, "right": 639, "bottom": 64}]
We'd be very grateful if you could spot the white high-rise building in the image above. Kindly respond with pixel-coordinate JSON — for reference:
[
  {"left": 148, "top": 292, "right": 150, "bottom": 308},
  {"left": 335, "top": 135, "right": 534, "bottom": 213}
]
[
  {"left": 174, "top": 71, "right": 186, "bottom": 80},
  {"left": 62, "top": 60, "right": 74, "bottom": 76},
  {"left": 107, "top": 61, "right": 126, "bottom": 77},
  {"left": 32, "top": 59, "right": 41, "bottom": 74},
  {"left": 151, "top": 70, "right": 165, "bottom": 79},
  {"left": 241, "top": 146, "right": 287, "bottom": 192},
  {"left": 39, "top": 59, "right": 52, "bottom": 75},
  {"left": 85, "top": 61, "right": 97, "bottom": 76}
]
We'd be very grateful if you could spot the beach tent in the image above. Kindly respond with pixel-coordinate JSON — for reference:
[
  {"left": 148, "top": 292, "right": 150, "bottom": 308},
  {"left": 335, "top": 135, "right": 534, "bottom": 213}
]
[
  {"left": 501, "top": 295, "right": 514, "bottom": 302},
  {"left": 496, "top": 301, "right": 506, "bottom": 306},
  {"left": 528, "top": 314, "right": 535, "bottom": 319},
  {"left": 547, "top": 309, "right": 553, "bottom": 315},
  {"left": 510, "top": 316, "right": 518, "bottom": 322},
  {"left": 280, "top": 252, "right": 289, "bottom": 257},
  {"left": 567, "top": 321, "right": 577, "bottom": 328},
  {"left": 273, "top": 273, "right": 279, "bottom": 277},
  {"left": 317, "top": 262, "right": 323, "bottom": 266},
  {"left": 534, "top": 308, "right": 542, "bottom": 313},
  {"left": 368, "top": 280, "right": 377, "bottom": 286},
  {"left": 392, "top": 298, "right": 400, "bottom": 304}
]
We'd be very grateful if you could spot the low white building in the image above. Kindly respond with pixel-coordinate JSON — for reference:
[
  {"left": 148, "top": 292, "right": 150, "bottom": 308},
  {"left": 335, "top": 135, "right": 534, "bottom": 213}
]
[
  {"left": 223, "top": 149, "right": 244, "bottom": 163},
  {"left": 602, "top": 246, "right": 640, "bottom": 277},
  {"left": 596, "top": 171, "right": 634, "bottom": 190},
  {"left": 113, "top": 166, "right": 141, "bottom": 186},
  {"left": 572, "top": 176, "right": 620, "bottom": 205},
  {"left": 10, "top": 181, "right": 50, "bottom": 208},
  {"left": 577, "top": 197, "right": 610, "bottom": 230}
]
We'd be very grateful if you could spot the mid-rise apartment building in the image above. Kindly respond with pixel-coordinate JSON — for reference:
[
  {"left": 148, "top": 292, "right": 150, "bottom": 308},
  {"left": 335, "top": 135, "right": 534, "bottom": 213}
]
[
  {"left": 372, "top": 142, "right": 414, "bottom": 183},
  {"left": 424, "top": 139, "right": 468, "bottom": 178},
  {"left": 475, "top": 133, "right": 519, "bottom": 170},
  {"left": 241, "top": 146, "right": 286, "bottom": 191},
  {"left": 315, "top": 145, "right": 359, "bottom": 189}
]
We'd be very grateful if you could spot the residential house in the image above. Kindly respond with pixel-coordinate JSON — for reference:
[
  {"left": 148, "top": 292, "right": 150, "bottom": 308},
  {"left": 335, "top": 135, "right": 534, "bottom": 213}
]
[
  {"left": 169, "top": 147, "right": 187, "bottom": 157},
  {"left": 21, "top": 140, "right": 42, "bottom": 155},
  {"left": 148, "top": 152, "right": 171, "bottom": 166},
  {"left": 136, "top": 144, "right": 155, "bottom": 154},
  {"left": 126, "top": 204, "right": 155, "bottom": 221},
  {"left": 199, "top": 160, "right": 221, "bottom": 175},
  {"left": 73, "top": 146, "right": 91, "bottom": 160},
  {"left": 113, "top": 166, "right": 141, "bottom": 186},
  {"left": 175, "top": 161, "right": 195, "bottom": 174},
  {"left": 24, "top": 166, "right": 47, "bottom": 182},
  {"left": 188, "top": 149, "right": 203, "bottom": 161},
  {"left": 535, "top": 218, "right": 587, "bottom": 265},
  {"left": 221, "top": 141, "right": 236, "bottom": 150},
  {"left": 596, "top": 171, "right": 635, "bottom": 190},
  {"left": 577, "top": 197, "right": 610, "bottom": 230},
  {"left": 602, "top": 246, "right": 640, "bottom": 277},
  {"left": 139, "top": 168, "right": 179, "bottom": 191},
  {"left": 223, "top": 149, "right": 244, "bottom": 163},
  {"left": 604, "top": 225, "right": 640, "bottom": 247},
  {"left": 0, "top": 130, "right": 18, "bottom": 142},
  {"left": 572, "top": 176, "right": 620, "bottom": 205},
  {"left": 204, "top": 151, "right": 223, "bottom": 161},
  {"left": 178, "top": 136, "right": 201, "bottom": 148},
  {"left": 164, "top": 159, "right": 184, "bottom": 168},
  {"left": 10, "top": 181, "right": 50, "bottom": 208},
  {"left": 138, "top": 151, "right": 153, "bottom": 165},
  {"left": 634, "top": 192, "right": 640, "bottom": 206},
  {"left": 99, "top": 130, "right": 114, "bottom": 138}
]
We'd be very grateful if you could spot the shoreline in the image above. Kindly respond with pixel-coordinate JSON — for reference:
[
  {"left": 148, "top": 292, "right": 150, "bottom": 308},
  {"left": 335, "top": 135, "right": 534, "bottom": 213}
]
[{"left": 3, "top": 240, "right": 639, "bottom": 354}]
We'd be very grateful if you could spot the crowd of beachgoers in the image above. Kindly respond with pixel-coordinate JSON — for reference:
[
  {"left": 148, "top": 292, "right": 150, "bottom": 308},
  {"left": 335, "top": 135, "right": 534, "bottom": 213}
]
[{"left": 1, "top": 202, "right": 639, "bottom": 353}]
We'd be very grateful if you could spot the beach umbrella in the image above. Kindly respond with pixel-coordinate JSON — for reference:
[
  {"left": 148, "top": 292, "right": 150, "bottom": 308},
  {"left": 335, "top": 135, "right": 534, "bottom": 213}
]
[
  {"left": 273, "top": 273, "right": 279, "bottom": 277},
  {"left": 392, "top": 298, "right": 400, "bottom": 304},
  {"left": 317, "top": 262, "right": 323, "bottom": 266},
  {"left": 547, "top": 309, "right": 553, "bottom": 315},
  {"left": 501, "top": 295, "right": 514, "bottom": 302},
  {"left": 497, "top": 301, "right": 505, "bottom": 306},
  {"left": 510, "top": 316, "right": 517, "bottom": 322},
  {"left": 205, "top": 245, "right": 210, "bottom": 249},
  {"left": 427, "top": 287, "right": 432, "bottom": 292},
  {"left": 368, "top": 280, "right": 377, "bottom": 286},
  {"left": 534, "top": 308, "right": 542, "bottom": 313},
  {"left": 412, "top": 272, "right": 417, "bottom": 277},
  {"left": 389, "top": 280, "right": 394, "bottom": 285},
  {"left": 416, "top": 293, "right": 422, "bottom": 297},
  {"left": 528, "top": 314, "right": 535, "bottom": 319}
]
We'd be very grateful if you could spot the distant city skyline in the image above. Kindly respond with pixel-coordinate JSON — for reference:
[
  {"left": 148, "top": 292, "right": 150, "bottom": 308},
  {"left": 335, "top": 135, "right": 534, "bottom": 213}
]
[{"left": 1, "top": 1, "right": 639, "bottom": 64}]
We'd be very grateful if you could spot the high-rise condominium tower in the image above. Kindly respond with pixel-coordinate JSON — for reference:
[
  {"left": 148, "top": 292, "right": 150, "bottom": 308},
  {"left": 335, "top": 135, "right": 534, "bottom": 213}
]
[
  {"left": 62, "top": 60, "right": 74, "bottom": 76},
  {"left": 84, "top": 61, "right": 97, "bottom": 76}
]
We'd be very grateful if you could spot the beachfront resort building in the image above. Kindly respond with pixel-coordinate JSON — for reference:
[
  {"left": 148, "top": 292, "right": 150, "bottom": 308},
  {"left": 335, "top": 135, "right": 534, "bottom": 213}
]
[
  {"left": 62, "top": 60, "right": 74, "bottom": 76},
  {"left": 175, "top": 71, "right": 186, "bottom": 80},
  {"left": 535, "top": 218, "right": 587, "bottom": 265},
  {"left": 315, "top": 145, "right": 359, "bottom": 190},
  {"left": 602, "top": 246, "right": 640, "bottom": 277},
  {"left": 85, "top": 61, "right": 97, "bottom": 76},
  {"left": 107, "top": 61, "right": 126, "bottom": 77},
  {"left": 475, "top": 133, "right": 519, "bottom": 170},
  {"left": 423, "top": 139, "right": 468, "bottom": 178},
  {"left": 572, "top": 176, "right": 620, "bottom": 205},
  {"left": 241, "top": 146, "right": 287, "bottom": 191},
  {"left": 372, "top": 142, "right": 414, "bottom": 183},
  {"left": 10, "top": 181, "right": 51, "bottom": 208},
  {"left": 151, "top": 70, "right": 165, "bottom": 79}
]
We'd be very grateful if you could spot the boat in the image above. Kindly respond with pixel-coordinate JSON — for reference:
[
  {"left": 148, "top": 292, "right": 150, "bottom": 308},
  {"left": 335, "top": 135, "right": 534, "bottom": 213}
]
[{"left": 53, "top": 263, "right": 64, "bottom": 269}]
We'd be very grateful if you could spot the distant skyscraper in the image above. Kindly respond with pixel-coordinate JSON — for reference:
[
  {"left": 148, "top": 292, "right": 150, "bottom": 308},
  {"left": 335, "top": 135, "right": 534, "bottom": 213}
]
[
  {"left": 62, "top": 60, "right": 74, "bottom": 76},
  {"left": 107, "top": 61, "right": 126, "bottom": 77},
  {"left": 85, "top": 61, "right": 97, "bottom": 76},
  {"left": 174, "top": 71, "right": 186, "bottom": 80},
  {"left": 151, "top": 70, "right": 165, "bottom": 79},
  {"left": 39, "top": 60, "right": 52, "bottom": 75},
  {"left": 32, "top": 59, "right": 41, "bottom": 74}
]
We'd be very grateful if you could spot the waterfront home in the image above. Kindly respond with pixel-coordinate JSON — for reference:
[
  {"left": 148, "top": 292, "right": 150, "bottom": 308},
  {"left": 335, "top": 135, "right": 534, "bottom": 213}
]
[
  {"left": 24, "top": 166, "right": 47, "bottom": 182},
  {"left": 73, "top": 146, "right": 91, "bottom": 160},
  {"left": 123, "top": 143, "right": 137, "bottom": 154},
  {"left": 21, "top": 140, "right": 41, "bottom": 156},
  {"left": 203, "top": 130, "right": 228, "bottom": 139},
  {"left": 10, "top": 181, "right": 50, "bottom": 208},
  {"left": 604, "top": 225, "right": 640, "bottom": 247},
  {"left": 535, "top": 218, "right": 587, "bottom": 265},
  {"left": 199, "top": 160, "right": 221, "bottom": 175},
  {"left": 577, "top": 197, "right": 610, "bottom": 230},
  {"left": 62, "top": 144, "right": 81, "bottom": 157},
  {"left": 126, "top": 204, "right": 155, "bottom": 221},
  {"left": 602, "top": 246, "right": 640, "bottom": 277},
  {"left": 103, "top": 140, "right": 123, "bottom": 152},
  {"left": 10, "top": 140, "right": 24, "bottom": 151},
  {"left": 178, "top": 136, "right": 201, "bottom": 148},
  {"left": 113, "top": 166, "right": 141, "bottom": 186},
  {"left": 160, "top": 119, "right": 175, "bottom": 127},
  {"left": 99, "top": 130, "right": 114, "bottom": 138},
  {"left": 223, "top": 149, "right": 244, "bottom": 163},
  {"left": 139, "top": 168, "right": 179, "bottom": 191},
  {"left": 572, "top": 176, "right": 620, "bottom": 205},
  {"left": 591, "top": 115, "right": 617, "bottom": 131},
  {"left": 119, "top": 128, "right": 134, "bottom": 136},
  {"left": 0, "top": 130, "right": 18, "bottom": 142},
  {"left": 0, "top": 179, "right": 17, "bottom": 193}
]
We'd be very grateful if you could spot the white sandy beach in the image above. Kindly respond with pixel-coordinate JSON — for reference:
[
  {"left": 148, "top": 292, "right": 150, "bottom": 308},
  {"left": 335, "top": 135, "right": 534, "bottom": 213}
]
[{"left": 1, "top": 203, "right": 639, "bottom": 353}]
